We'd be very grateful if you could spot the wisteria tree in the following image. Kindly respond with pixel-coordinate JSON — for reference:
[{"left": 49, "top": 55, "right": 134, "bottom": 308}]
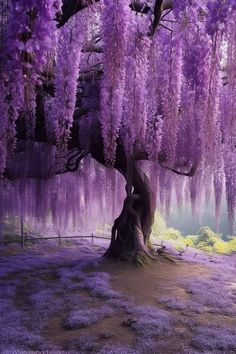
[{"left": 0, "top": 0, "right": 235, "bottom": 263}]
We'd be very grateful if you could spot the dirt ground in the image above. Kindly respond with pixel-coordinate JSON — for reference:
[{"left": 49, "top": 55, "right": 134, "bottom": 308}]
[{"left": 1, "top": 242, "right": 236, "bottom": 353}]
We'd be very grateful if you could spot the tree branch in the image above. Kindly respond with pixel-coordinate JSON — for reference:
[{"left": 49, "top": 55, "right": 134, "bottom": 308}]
[
  {"left": 57, "top": 0, "right": 100, "bottom": 28},
  {"left": 149, "top": 0, "right": 164, "bottom": 36},
  {"left": 57, "top": 0, "right": 174, "bottom": 28},
  {"left": 162, "top": 0, "right": 173, "bottom": 11},
  {"left": 159, "top": 163, "right": 198, "bottom": 177},
  {"left": 65, "top": 149, "right": 88, "bottom": 172}
]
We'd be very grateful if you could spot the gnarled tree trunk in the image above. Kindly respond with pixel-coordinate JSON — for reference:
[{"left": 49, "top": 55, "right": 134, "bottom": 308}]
[{"left": 104, "top": 162, "right": 157, "bottom": 265}]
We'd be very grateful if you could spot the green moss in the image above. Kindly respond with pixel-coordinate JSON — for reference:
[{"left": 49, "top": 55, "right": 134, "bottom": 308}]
[
  {"left": 227, "top": 237, "right": 236, "bottom": 252},
  {"left": 151, "top": 212, "right": 183, "bottom": 243},
  {"left": 155, "top": 222, "right": 236, "bottom": 256},
  {"left": 213, "top": 240, "right": 230, "bottom": 254},
  {"left": 163, "top": 228, "right": 183, "bottom": 241},
  {"left": 183, "top": 235, "right": 198, "bottom": 247},
  {"left": 196, "top": 226, "right": 220, "bottom": 246},
  {"left": 134, "top": 252, "right": 153, "bottom": 266}
]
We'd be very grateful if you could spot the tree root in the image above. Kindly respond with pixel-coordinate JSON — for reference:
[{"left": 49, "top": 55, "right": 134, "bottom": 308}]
[
  {"left": 104, "top": 243, "right": 179, "bottom": 266},
  {"left": 118, "top": 248, "right": 159, "bottom": 266},
  {"left": 134, "top": 251, "right": 158, "bottom": 267},
  {"left": 160, "top": 253, "right": 178, "bottom": 264},
  {"left": 155, "top": 246, "right": 179, "bottom": 264}
]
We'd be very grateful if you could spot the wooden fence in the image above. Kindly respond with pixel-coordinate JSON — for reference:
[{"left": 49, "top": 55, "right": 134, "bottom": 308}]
[
  {"left": 1, "top": 232, "right": 113, "bottom": 248},
  {"left": 1, "top": 218, "right": 163, "bottom": 248}
]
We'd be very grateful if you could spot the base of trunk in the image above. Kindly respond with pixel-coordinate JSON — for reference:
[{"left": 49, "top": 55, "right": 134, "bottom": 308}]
[
  {"left": 104, "top": 246, "right": 158, "bottom": 266},
  {"left": 103, "top": 223, "right": 159, "bottom": 266},
  {"left": 121, "top": 249, "right": 158, "bottom": 266},
  {"left": 103, "top": 244, "right": 178, "bottom": 266}
]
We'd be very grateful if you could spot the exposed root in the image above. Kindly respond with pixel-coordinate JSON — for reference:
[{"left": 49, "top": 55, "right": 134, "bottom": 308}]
[
  {"left": 118, "top": 247, "right": 159, "bottom": 266},
  {"left": 154, "top": 246, "right": 179, "bottom": 264},
  {"left": 134, "top": 251, "right": 158, "bottom": 267},
  {"left": 160, "top": 253, "right": 178, "bottom": 264},
  {"left": 104, "top": 245, "right": 180, "bottom": 266}
]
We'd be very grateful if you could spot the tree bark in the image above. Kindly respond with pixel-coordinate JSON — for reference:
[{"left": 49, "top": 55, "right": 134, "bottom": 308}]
[{"left": 104, "top": 162, "right": 157, "bottom": 265}]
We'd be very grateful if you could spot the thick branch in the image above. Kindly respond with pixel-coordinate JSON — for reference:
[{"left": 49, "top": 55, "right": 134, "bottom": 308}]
[
  {"left": 148, "top": 0, "right": 164, "bottom": 36},
  {"left": 159, "top": 162, "right": 198, "bottom": 177},
  {"left": 65, "top": 149, "right": 88, "bottom": 172},
  {"left": 162, "top": 0, "right": 173, "bottom": 11},
  {"left": 58, "top": 0, "right": 174, "bottom": 28},
  {"left": 57, "top": 0, "right": 100, "bottom": 28}
]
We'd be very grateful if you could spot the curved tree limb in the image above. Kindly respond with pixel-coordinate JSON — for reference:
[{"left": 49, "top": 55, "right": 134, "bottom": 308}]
[
  {"left": 148, "top": 0, "right": 164, "bottom": 36},
  {"left": 57, "top": 0, "right": 174, "bottom": 29},
  {"left": 65, "top": 149, "right": 88, "bottom": 172},
  {"left": 57, "top": 0, "right": 100, "bottom": 28},
  {"left": 159, "top": 162, "right": 198, "bottom": 177},
  {"left": 162, "top": 0, "right": 173, "bottom": 11}
]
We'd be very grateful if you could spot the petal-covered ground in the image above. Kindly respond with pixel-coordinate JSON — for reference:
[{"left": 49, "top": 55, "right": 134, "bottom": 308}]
[{"left": 0, "top": 240, "right": 236, "bottom": 353}]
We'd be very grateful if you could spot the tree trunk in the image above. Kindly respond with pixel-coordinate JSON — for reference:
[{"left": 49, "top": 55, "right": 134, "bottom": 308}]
[{"left": 104, "top": 162, "right": 157, "bottom": 265}]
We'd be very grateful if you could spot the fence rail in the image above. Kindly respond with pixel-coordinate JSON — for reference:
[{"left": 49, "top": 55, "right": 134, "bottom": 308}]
[
  {"left": 1, "top": 233, "right": 163, "bottom": 248},
  {"left": 1, "top": 233, "right": 112, "bottom": 247},
  {"left": 1, "top": 218, "right": 163, "bottom": 248}
]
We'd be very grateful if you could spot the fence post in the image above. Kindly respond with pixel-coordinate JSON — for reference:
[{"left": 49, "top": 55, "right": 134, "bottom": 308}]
[
  {"left": 58, "top": 232, "right": 61, "bottom": 247},
  {"left": 20, "top": 217, "right": 24, "bottom": 248}
]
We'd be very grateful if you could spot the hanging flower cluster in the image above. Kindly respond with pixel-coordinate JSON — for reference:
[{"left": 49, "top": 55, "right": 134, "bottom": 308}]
[
  {"left": 189, "top": 169, "right": 204, "bottom": 219},
  {"left": 51, "top": 15, "right": 85, "bottom": 155},
  {"left": 203, "top": 44, "right": 222, "bottom": 167},
  {"left": 145, "top": 41, "right": 163, "bottom": 161},
  {"left": 146, "top": 113, "right": 163, "bottom": 161},
  {"left": 213, "top": 168, "right": 224, "bottom": 233},
  {"left": 183, "top": 33, "right": 210, "bottom": 94},
  {"left": 181, "top": 32, "right": 211, "bottom": 166},
  {"left": 174, "top": 174, "right": 184, "bottom": 211},
  {"left": 0, "top": 80, "right": 8, "bottom": 174},
  {"left": 121, "top": 13, "right": 151, "bottom": 157},
  {"left": 0, "top": 0, "right": 9, "bottom": 60},
  {"left": 100, "top": 0, "right": 130, "bottom": 165},
  {"left": 6, "top": 0, "right": 62, "bottom": 137},
  {"left": 206, "top": 0, "right": 230, "bottom": 37},
  {"left": 0, "top": 156, "right": 124, "bottom": 233},
  {"left": 0, "top": 1, "right": 61, "bottom": 178},
  {"left": 0, "top": 72, "right": 24, "bottom": 155},
  {"left": 219, "top": 18, "right": 236, "bottom": 233},
  {"left": 161, "top": 31, "right": 183, "bottom": 166},
  {"left": 204, "top": 1, "right": 230, "bottom": 169},
  {"left": 224, "top": 147, "right": 236, "bottom": 234},
  {"left": 173, "top": 0, "right": 189, "bottom": 17}
]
